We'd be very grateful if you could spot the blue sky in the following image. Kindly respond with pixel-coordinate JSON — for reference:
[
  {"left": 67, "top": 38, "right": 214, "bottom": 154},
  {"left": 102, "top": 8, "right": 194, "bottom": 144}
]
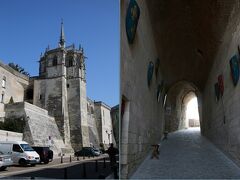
[{"left": 0, "top": 0, "right": 119, "bottom": 107}]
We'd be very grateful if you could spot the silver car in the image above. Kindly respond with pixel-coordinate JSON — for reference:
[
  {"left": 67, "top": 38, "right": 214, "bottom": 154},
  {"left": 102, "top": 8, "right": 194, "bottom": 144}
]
[{"left": 0, "top": 151, "right": 13, "bottom": 170}]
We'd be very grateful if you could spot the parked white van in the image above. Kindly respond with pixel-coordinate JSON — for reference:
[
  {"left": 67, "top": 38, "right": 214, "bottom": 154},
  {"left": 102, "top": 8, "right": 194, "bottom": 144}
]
[{"left": 0, "top": 141, "right": 40, "bottom": 166}]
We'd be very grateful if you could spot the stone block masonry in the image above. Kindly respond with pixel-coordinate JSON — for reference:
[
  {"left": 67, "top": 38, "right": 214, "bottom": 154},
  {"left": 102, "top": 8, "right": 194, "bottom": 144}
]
[
  {"left": 33, "top": 77, "right": 72, "bottom": 148},
  {"left": 202, "top": 1, "right": 240, "bottom": 168},
  {"left": 0, "top": 129, "right": 22, "bottom": 141},
  {"left": 5, "top": 102, "right": 73, "bottom": 156},
  {"left": 67, "top": 77, "right": 90, "bottom": 150},
  {"left": 121, "top": 0, "right": 165, "bottom": 178}
]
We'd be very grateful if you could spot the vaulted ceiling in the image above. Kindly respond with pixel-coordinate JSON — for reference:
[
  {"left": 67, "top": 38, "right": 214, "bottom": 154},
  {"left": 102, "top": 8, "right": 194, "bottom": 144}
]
[{"left": 146, "top": 0, "right": 238, "bottom": 90}]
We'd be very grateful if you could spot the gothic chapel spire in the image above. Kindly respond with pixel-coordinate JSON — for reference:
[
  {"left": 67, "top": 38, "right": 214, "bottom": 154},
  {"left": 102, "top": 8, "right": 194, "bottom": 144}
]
[{"left": 59, "top": 19, "right": 65, "bottom": 48}]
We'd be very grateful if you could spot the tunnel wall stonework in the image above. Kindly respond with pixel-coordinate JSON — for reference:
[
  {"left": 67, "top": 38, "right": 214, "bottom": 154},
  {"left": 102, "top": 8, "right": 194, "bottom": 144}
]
[
  {"left": 121, "top": 0, "right": 165, "bottom": 178},
  {"left": 202, "top": 4, "right": 240, "bottom": 166}
]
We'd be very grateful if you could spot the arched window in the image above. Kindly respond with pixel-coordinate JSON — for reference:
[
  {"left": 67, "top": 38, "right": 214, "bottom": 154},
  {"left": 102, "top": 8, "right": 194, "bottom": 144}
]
[
  {"left": 2, "top": 76, "right": 6, "bottom": 88},
  {"left": 40, "top": 62, "right": 46, "bottom": 73},
  {"left": 68, "top": 56, "right": 74, "bottom": 67},
  {"left": 53, "top": 56, "right": 58, "bottom": 66},
  {"left": 1, "top": 92, "right": 4, "bottom": 103}
]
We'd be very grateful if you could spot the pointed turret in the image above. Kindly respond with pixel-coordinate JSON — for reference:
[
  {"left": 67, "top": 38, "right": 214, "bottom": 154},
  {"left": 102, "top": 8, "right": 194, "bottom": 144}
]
[{"left": 59, "top": 19, "right": 65, "bottom": 48}]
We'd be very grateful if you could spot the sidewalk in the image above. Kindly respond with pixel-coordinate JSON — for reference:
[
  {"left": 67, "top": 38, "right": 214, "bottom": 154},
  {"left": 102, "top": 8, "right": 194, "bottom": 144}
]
[
  {"left": 0, "top": 154, "right": 111, "bottom": 179},
  {"left": 131, "top": 128, "right": 240, "bottom": 179}
]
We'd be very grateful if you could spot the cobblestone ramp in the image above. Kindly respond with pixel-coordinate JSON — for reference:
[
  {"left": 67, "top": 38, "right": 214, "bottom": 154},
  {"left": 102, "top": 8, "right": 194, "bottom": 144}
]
[{"left": 131, "top": 128, "right": 240, "bottom": 179}]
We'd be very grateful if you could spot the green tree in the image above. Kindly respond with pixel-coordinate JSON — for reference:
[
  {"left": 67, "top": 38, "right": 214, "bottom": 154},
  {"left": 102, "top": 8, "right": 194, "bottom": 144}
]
[{"left": 8, "top": 63, "right": 30, "bottom": 76}]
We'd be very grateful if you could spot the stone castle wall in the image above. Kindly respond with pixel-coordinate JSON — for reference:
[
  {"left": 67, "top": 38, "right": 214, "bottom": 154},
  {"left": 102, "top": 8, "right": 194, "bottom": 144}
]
[
  {"left": 94, "top": 103, "right": 115, "bottom": 146},
  {"left": 0, "top": 129, "right": 22, "bottom": 141},
  {"left": 88, "top": 113, "right": 100, "bottom": 148},
  {"left": 33, "top": 77, "right": 71, "bottom": 147},
  {"left": 111, "top": 105, "right": 119, "bottom": 147},
  {"left": 0, "top": 61, "right": 29, "bottom": 121},
  {"left": 121, "top": 0, "right": 165, "bottom": 178},
  {"left": 79, "top": 80, "right": 90, "bottom": 148},
  {"left": 4, "top": 102, "right": 72, "bottom": 156},
  {"left": 67, "top": 77, "right": 89, "bottom": 150},
  {"left": 202, "top": 2, "right": 240, "bottom": 167},
  {"left": 87, "top": 99, "right": 100, "bottom": 148}
]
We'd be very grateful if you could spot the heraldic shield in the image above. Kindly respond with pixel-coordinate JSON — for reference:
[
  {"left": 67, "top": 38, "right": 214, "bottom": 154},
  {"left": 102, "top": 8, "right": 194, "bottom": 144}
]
[
  {"left": 230, "top": 55, "right": 239, "bottom": 86},
  {"left": 126, "top": 0, "right": 140, "bottom": 44},
  {"left": 147, "top": 61, "right": 154, "bottom": 87},
  {"left": 214, "top": 82, "right": 220, "bottom": 102},
  {"left": 218, "top": 74, "right": 224, "bottom": 97}
]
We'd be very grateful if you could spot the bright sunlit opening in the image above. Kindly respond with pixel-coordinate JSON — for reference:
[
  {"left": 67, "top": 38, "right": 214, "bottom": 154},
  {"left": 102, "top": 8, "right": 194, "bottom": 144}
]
[
  {"left": 186, "top": 97, "right": 199, "bottom": 120},
  {"left": 186, "top": 96, "right": 200, "bottom": 128}
]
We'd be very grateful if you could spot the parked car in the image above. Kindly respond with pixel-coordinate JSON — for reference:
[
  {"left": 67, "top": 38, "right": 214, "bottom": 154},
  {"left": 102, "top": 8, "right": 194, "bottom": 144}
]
[
  {"left": 32, "top": 146, "right": 53, "bottom": 164},
  {"left": 0, "top": 141, "right": 40, "bottom": 166},
  {"left": 92, "top": 147, "right": 102, "bottom": 154},
  {"left": 74, "top": 147, "right": 100, "bottom": 157},
  {"left": 0, "top": 151, "right": 13, "bottom": 170}
]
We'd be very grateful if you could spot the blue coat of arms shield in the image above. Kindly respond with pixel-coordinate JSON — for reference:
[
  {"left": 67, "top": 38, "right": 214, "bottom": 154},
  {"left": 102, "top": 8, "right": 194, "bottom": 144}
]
[
  {"left": 230, "top": 55, "right": 239, "bottom": 86},
  {"left": 125, "top": 0, "right": 140, "bottom": 44}
]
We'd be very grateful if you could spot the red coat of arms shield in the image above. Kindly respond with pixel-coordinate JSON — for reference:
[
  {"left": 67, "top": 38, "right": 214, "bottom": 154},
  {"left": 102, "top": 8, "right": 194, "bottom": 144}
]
[{"left": 218, "top": 74, "right": 224, "bottom": 97}]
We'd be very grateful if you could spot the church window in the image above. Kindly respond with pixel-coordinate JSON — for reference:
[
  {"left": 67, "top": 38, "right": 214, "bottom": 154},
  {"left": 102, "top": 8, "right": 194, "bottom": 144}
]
[
  {"left": 66, "top": 56, "right": 74, "bottom": 67},
  {"left": 39, "top": 94, "right": 42, "bottom": 100},
  {"left": 0, "top": 92, "right": 4, "bottom": 103},
  {"left": 91, "top": 107, "right": 94, "bottom": 114},
  {"left": 41, "top": 62, "right": 45, "bottom": 73},
  {"left": 67, "top": 84, "right": 70, "bottom": 88},
  {"left": 2, "top": 76, "right": 6, "bottom": 88},
  {"left": 69, "top": 57, "right": 73, "bottom": 67},
  {"left": 53, "top": 56, "right": 58, "bottom": 66}
]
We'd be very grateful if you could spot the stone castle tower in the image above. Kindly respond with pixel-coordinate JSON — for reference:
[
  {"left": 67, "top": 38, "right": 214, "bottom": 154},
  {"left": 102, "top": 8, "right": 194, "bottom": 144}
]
[{"left": 33, "top": 21, "right": 90, "bottom": 151}]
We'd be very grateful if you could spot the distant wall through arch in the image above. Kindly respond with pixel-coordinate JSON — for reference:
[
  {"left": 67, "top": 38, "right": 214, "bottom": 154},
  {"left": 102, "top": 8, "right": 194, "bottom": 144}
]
[{"left": 164, "top": 81, "right": 202, "bottom": 132}]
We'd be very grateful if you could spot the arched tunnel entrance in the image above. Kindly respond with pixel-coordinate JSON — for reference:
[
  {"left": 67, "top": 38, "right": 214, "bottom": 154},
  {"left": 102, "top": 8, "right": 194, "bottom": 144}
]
[
  {"left": 121, "top": 0, "right": 240, "bottom": 178},
  {"left": 164, "top": 81, "right": 202, "bottom": 133},
  {"left": 184, "top": 92, "right": 200, "bottom": 129}
]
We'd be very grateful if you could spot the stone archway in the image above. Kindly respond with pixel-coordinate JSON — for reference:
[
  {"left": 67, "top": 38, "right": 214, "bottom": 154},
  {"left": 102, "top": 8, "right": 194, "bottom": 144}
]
[
  {"left": 164, "top": 81, "right": 202, "bottom": 133},
  {"left": 182, "top": 91, "right": 200, "bottom": 129}
]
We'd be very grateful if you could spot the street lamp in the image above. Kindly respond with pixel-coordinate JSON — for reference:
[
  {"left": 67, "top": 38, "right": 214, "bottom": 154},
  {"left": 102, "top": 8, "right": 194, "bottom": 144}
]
[{"left": 105, "top": 130, "right": 112, "bottom": 144}]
